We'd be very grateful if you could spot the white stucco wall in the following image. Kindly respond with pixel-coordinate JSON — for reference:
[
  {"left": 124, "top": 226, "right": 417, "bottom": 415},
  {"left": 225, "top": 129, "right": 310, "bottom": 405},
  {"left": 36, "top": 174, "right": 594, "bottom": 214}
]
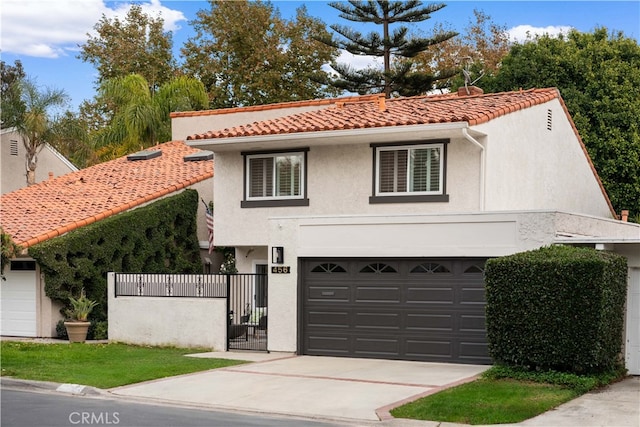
[
  {"left": 213, "top": 138, "right": 482, "bottom": 247},
  {"left": 107, "top": 274, "right": 227, "bottom": 349},
  {"left": 480, "top": 100, "right": 612, "bottom": 218},
  {"left": 1, "top": 129, "right": 77, "bottom": 194}
]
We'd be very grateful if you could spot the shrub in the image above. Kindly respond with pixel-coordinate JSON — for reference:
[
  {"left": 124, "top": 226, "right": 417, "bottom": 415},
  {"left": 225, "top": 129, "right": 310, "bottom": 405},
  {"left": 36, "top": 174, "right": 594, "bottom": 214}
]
[
  {"left": 483, "top": 365, "right": 627, "bottom": 394},
  {"left": 485, "top": 245, "right": 627, "bottom": 374},
  {"left": 29, "top": 189, "right": 203, "bottom": 322},
  {"left": 88, "top": 321, "right": 108, "bottom": 340},
  {"left": 56, "top": 320, "right": 68, "bottom": 340}
]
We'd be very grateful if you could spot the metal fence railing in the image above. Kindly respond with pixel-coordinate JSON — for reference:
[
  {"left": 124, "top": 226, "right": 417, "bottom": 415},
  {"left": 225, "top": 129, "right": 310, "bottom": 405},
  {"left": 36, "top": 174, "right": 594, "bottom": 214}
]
[{"left": 114, "top": 273, "right": 228, "bottom": 298}]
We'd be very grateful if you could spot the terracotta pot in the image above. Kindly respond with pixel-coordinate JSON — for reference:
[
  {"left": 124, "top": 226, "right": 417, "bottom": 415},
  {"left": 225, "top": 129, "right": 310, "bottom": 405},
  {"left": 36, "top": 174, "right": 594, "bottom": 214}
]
[{"left": 64, "top": 321, "right": 90, "bottom": 343}]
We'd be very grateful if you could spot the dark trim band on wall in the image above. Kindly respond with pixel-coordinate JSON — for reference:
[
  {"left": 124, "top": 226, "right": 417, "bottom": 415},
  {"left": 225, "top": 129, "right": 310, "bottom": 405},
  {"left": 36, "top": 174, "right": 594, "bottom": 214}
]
[
  {"left": 369, "top": 194, "right": 449, "bottom": 204},
  {"left": 241, "top": 199, "right": 310, "bottom": 208}
]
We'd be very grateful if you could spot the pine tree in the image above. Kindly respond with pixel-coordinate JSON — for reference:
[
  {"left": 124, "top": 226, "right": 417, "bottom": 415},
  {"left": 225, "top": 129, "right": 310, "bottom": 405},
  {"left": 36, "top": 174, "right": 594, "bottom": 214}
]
[{"left": 319, "top": 0, "right": 457, "bottom": 97}]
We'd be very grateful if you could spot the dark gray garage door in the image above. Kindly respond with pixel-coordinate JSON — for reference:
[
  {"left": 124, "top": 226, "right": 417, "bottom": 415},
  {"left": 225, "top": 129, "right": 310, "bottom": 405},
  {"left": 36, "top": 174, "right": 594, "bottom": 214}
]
[{"left": 300, "top": 258, "right": 490, "bottom": 364}]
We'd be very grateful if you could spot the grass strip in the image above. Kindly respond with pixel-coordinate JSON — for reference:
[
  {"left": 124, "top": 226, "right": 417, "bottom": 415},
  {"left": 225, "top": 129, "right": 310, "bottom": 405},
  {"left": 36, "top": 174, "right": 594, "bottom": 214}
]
[
  {"left": 0, "top": 341, "right": 246, "bottom": 389},
  {"left": 390, "top": 378, "right": 578, "bottom": 425}
]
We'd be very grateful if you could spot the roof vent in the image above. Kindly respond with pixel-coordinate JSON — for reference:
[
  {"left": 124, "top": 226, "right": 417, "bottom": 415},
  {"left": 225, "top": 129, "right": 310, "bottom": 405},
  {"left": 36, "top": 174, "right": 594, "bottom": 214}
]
[
  {"left": 127, "top": 150, "right": 162, "bottom": 161},
  {"left": 183, "top": 151, "right": 214, "bottom": 162}
]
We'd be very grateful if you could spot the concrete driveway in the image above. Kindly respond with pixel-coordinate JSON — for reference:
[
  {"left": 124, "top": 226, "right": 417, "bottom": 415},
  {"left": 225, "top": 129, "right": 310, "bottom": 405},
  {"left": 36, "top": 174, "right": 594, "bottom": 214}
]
[{"left": 109, "top": 352, "right": 487, "bottom": 422}]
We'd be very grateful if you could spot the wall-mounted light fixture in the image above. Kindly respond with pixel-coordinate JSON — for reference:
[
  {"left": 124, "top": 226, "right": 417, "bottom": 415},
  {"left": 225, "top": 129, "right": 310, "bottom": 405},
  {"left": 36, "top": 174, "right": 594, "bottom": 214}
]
[{"left": 272, "top": 246, "right": 284, "bottom": 264}]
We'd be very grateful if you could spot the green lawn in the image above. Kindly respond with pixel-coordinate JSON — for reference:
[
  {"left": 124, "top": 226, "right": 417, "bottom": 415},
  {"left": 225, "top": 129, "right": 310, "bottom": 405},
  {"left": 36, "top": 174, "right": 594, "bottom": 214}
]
[
  {"left": 0, "top": 341, "right": 246, "bottom": 389},
  {"left": 390, "top": 378, "right": 578, "bottom": 425}
]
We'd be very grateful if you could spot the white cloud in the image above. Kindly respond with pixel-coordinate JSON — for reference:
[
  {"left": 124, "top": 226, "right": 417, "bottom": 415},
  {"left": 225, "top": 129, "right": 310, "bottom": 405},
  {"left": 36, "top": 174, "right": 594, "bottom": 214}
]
[
  {"left": 336, "top": 50, "right": 382, "bottom": 70},
  {"left": 0, "top": 0, "right": 186, "bottom": 58},
  {"left": 507, "top": 25, "right": 574, "bottom": 43}
]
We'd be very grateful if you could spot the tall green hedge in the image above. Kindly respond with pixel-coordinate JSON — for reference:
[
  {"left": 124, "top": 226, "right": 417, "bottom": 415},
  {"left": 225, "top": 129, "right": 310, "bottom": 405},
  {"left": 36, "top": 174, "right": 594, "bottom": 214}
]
[
  {"left": 29, "top": 189, "right": 203, "bottom": 321},
  {"left": 485, "top": 245, "right": 627, "bottom": 374}
]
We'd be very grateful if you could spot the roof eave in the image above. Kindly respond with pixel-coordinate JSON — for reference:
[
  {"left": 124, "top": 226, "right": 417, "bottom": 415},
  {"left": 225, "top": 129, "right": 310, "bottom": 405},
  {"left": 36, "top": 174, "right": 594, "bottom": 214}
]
[{"left": 186, "top": 122, "right": 484, "bottom": 152}]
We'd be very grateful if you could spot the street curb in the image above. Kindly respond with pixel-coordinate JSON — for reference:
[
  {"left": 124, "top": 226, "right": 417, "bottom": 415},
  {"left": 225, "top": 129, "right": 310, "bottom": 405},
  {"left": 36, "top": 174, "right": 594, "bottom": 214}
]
[{"left": 1, "top": 377, "right": 105, "bottom": 396}]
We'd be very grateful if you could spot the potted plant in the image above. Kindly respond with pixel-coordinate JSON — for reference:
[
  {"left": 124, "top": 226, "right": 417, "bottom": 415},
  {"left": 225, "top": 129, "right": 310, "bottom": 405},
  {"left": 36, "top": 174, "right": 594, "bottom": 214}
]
[{"left": 64, "top": 289, "right": 98, "bottom": 343}]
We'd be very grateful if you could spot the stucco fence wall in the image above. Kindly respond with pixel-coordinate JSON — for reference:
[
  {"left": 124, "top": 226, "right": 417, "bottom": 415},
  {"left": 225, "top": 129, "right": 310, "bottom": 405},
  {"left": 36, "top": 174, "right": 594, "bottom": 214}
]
[{"left": 107, "top": 273, "right": 227, "bottom": 350}]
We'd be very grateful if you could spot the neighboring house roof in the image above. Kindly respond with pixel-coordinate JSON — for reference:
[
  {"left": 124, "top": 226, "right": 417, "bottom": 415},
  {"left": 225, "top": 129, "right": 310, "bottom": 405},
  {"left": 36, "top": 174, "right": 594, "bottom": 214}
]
[
  {"left": 1, "top": 140, "right": 213, "bottom": 249},
  {"left": 186, "top": 88, "right": 558, "bottom": 140}
]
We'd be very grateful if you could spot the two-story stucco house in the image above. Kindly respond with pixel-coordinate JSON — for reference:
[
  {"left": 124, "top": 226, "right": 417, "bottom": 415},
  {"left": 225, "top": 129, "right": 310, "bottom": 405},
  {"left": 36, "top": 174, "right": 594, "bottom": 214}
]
[{"left": 179, "top": 88, "right": 640, "bottom": 374}]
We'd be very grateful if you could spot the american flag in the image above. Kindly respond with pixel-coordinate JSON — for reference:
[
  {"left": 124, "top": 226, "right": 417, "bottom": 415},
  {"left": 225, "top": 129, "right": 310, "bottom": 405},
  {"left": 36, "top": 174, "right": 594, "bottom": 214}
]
[{"left": 202, "top": 199, "right": 214, "bottom": 253}]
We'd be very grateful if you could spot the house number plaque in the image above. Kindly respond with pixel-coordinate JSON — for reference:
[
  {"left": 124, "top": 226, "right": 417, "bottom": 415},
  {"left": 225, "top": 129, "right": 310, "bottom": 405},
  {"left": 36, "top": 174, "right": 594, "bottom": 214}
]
[{"left": 271, "top": 266, "right": 291, "bottom": 274}]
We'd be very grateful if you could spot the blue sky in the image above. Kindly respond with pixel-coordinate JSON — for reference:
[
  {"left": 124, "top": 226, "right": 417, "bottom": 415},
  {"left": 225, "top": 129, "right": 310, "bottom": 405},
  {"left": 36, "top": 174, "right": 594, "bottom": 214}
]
[{"left": 1, "top": 0, "right": 639, "bottom": 111}]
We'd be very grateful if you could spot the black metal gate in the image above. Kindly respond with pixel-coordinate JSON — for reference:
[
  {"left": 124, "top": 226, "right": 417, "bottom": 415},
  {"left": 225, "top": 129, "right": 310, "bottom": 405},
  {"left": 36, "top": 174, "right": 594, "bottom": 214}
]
[{"left": 227, "top": 268, "right": 268, "bottom": 351}]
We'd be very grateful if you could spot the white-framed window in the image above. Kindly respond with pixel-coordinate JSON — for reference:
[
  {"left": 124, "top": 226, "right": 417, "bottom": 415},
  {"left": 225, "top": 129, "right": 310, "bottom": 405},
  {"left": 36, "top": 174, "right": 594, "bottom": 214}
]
[
  {"left": 370, "top": 141, "right": 449, "bottom": 204},
  {"left": 242, "top": 149, "right": 309, "bottom": 208}
]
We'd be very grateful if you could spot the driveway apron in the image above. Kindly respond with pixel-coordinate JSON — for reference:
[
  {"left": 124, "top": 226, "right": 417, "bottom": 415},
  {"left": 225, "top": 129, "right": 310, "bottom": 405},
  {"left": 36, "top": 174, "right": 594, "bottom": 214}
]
[{"left": 109, "top": 354, "right": 487, "bottom": 422}]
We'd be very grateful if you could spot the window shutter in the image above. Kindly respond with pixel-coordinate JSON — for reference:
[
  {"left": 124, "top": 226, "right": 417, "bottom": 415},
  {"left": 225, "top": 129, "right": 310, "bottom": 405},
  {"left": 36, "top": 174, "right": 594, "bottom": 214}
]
[
  {"left": 379, "top": 150, "right": 407, "bottom": 193},
  {"left": 249, "top": 157, "right": 273, "bottom": 197}
]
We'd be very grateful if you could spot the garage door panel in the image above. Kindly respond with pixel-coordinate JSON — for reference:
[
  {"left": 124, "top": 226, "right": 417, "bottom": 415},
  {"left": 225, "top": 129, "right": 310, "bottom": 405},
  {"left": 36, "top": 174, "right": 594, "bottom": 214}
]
[
  {"left": 406, "top": 338, "right": 453, "bottom": 359},
  {"left": 459, "top": 341, "right": 491, "bottom": 363},
  {"left": 460, "top": 287, "right": 486, "bottom": 305},
  {"left": 406, "top": 313, "right": 453, "bottom": 331},
  {"left": 307, "top": 310, "right": 351, "bottom": 328},
  {"left": 354, "top": 337, "right": 400, "bottom": 357},
  {"left": 306, "top": 335, "right": 350, "bottom": 354},
  {"left": 354, "top": 312, "right": 400, "bottom": 329},
  {"left": 355, "top": 286, "right": 400, "bottom": 303},
  {"left": 406, "top": 287, "right": 455, "bottom": 304},
  {"left": 307, "top": 285, "right": 351, "bottom": 302},
  {"left": 460, "top": 314, "right": 486, "bottom": 332},
  {"left": 302, "top": 258, "right": 490, "bottom": 364}
]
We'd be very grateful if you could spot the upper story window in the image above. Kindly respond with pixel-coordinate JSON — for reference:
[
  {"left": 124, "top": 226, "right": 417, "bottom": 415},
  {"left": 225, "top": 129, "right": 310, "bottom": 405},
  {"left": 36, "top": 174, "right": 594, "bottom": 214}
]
[
  {"left": 242, "top": 149, "right": 309, "bottom": 208},
  {"left": 370, "top": 141, "right": 449, "bottom": 204}
]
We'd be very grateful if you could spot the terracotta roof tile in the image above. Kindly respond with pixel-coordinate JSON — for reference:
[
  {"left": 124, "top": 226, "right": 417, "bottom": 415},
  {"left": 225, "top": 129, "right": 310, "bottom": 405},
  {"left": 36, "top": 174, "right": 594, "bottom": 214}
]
[
  {"left": 170, "top": 94, "right": 381, "bottom": 119},
  {"left": 1, "top": 140, "right": 213, "bottom": 248},
  {"left": 186, "top": 88, "right": 560, "bottom": 141}
]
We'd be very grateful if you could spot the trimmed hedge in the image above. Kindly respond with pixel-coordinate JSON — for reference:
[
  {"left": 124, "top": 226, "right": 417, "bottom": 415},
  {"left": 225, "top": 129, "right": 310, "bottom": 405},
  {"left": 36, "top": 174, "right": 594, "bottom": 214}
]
[
  {"left": 485, "top": 245, "right": 627, "bottom": 374},
  {"left": 29, "top": 189, "right": 203, "bottom": 321}
]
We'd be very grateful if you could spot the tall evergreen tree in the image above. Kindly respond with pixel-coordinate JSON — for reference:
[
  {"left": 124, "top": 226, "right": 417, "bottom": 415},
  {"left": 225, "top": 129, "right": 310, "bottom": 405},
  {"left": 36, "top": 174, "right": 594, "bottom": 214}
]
[{"left": 319, "top": 0, "right": 457, "bottom": 97}]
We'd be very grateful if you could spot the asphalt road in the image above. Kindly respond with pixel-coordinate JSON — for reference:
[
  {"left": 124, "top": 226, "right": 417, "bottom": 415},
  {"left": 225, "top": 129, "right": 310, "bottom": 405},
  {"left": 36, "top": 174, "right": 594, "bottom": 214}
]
[{"left": 1, "top": 389, "right": 351, "bottom": 427}]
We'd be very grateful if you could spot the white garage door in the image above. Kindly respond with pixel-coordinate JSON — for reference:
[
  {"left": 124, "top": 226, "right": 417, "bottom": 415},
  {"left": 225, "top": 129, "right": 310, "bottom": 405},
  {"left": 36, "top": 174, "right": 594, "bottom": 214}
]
[
  {"left": 626, "top": 268, "right": 640, "bottom": 375},
  {"left": 1, "top": 262, "right": 37, "bottom": 337}
]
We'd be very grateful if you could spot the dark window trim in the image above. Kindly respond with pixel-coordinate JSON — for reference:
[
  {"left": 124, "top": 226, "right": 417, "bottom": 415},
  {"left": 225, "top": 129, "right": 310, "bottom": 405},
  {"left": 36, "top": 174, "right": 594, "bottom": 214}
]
[
  {"left": 242, "top": 148, "right": 309, "bottom": 208},
  {"left": 369, "top": 194, "right": 449, "bottom": 204},
  {"left": 241, "top": 198, "right": 310, "bottom": 208},
  {"left": 370, "top": 139, "right": 449, "bottom": 203}
]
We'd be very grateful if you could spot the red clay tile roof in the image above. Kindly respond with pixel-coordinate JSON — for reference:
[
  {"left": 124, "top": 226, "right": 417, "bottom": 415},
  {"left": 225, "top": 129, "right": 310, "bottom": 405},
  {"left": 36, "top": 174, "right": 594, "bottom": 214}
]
[
  {"left": 170, "top": 94, "right": 381, "bottom": 119},
  {"left": 186, "top": 88, "right": 559, "bottom": 140},
  {"left": 1, "top": 140, "right": 213, "bottom": 249}
]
